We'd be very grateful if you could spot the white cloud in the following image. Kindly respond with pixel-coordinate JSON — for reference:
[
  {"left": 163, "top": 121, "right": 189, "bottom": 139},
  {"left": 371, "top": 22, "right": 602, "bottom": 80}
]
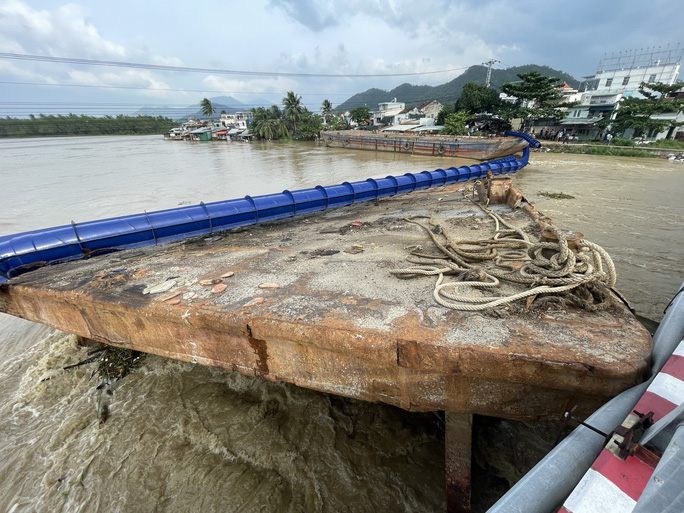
[
  {"left": 202, "top": 75, "right": 300, "bottom": 103},
  {"left": 0, "top": 0, "right": 126, "bottom": 58},
  {"left": 0, "top": 0, "right": 187, "bottom": 102}
]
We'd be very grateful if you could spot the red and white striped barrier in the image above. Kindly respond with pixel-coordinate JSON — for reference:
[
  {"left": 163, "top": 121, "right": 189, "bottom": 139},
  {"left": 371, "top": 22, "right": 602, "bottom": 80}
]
[{"left": 561, "top": 339, "right": 684, "bottom": 513}]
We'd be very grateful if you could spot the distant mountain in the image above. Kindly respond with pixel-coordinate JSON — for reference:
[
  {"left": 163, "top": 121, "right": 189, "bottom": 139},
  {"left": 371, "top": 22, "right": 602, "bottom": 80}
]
[
  {"left": 208, "top": 96, "right": 244, "bottom": 107},
  {"left": 241, "top": 98, "right": 278, "bottom": 109},
  {"left": 136, "top": 95, "right": 273, "bottom": 121},
  {"left": 336, "top": 64, "right": 580, "bottom": 112}
]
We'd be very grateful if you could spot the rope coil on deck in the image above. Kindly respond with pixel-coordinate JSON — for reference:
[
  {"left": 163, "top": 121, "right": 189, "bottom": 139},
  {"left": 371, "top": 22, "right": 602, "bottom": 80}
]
[{"left": 390, "top": 192, "right": 617, "bottom": 312}]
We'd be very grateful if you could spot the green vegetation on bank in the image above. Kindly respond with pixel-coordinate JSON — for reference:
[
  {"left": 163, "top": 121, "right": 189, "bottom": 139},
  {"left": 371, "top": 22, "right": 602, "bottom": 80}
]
[
  {"left": 547, "top": 145, "right": 657, "bottom": 158},
  {"left": 648, "top": 139, "right": 684, "bottom": 150},
  {"left": 248, "top": 90, "right": 325, "bottom": 141},
  {"left": 583, "top": 138, "right": 684, "bottom": 150},
  {"left": 0, "top": 114, "right": 176, "bottom": 138}
]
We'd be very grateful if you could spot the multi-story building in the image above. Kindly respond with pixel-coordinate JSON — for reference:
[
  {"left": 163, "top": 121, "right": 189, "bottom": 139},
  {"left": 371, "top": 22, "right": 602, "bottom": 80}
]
[
  {"left": 562, "top": 47, "right": 682, "bottom": 140},
  {"left": 220, "top": 112, "right": 251, "bottom": 130},
  {"left": 372, "top": 99, "right": 443, "bottom": 127},
  {"left": 372, "top": 98, "right": 406, "bottom": 126}
]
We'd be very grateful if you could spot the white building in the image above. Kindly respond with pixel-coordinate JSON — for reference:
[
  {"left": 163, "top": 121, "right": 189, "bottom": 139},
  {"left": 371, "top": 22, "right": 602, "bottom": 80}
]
[
  {"left": 373, "top": 98, "right": 406, "bottom": 126},
  {"left": 220, "top": 112, "right": 251, "bottom": 130},
  {"left": 372, "top": 99, "right": 443, "bottom": 126},
  {"left": 563, "top": 47, "right": 683, "bottom": 140}
]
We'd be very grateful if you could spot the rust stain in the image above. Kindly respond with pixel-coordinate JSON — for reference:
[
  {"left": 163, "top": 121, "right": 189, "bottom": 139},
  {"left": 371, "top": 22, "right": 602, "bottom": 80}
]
[{"left": 247, "top": 324, "right": 269, "bottom": 376}]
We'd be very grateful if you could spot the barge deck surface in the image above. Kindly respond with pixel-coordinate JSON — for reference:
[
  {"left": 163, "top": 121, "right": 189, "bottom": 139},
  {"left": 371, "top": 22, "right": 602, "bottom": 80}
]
[
  {"left": 0, "top": 181, "right": 651, "bottom": 422},
  {"left": 322, "top": 130, "right": 530, "bottom": 160}
]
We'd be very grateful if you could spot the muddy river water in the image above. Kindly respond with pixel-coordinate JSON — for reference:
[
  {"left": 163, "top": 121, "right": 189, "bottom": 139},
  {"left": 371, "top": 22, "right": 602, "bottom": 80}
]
[{"left": 0, "top": 136, "right": 682, "bottom": 512}]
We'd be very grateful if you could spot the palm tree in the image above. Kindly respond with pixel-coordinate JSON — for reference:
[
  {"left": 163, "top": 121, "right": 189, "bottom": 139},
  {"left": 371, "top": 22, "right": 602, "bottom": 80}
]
[
  {"left": 282, "top": 91, "right": 303, "bottom": 136},
  {"left": 321, "top": 99, "right": 334, "bottom": 124},
  {"left": 200, "top": 98, "right": 216, "bottom": 119},
  {"left": 250, "top": 106, "right": 288, "bottom": 140}
]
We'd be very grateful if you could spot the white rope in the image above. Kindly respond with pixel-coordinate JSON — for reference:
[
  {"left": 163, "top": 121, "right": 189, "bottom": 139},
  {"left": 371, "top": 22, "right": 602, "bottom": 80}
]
[{"left": 392, "top": 204, "right": 618, "bottom": 311}]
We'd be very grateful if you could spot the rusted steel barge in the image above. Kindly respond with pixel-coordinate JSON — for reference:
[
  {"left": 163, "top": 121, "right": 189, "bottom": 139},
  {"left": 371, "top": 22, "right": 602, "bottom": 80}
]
[{"left": 322, "top": 129, "right": 529, "bottom": 160}]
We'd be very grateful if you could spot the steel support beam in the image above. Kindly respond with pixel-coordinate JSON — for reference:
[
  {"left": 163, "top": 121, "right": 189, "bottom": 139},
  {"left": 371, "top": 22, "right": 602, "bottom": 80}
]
[{"left": 445, "top": 412, "right": 473, "bottom": 512}]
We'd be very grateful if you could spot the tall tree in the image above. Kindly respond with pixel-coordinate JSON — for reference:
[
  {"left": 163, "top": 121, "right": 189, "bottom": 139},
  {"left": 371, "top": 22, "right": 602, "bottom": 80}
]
[
  {"left": 295, "top": 109, "right": 323, "bottom": 140},
  {"left": 437, "top": 104, "right": 455, "bottom": 125},
  {"left": 349, "top": 106, "right": 372, "bottom": 125},
  {"left": 499, "top": 71, "right": 564, "bottom": 131},
  {"left": 200, "top": 98, "right": 216, "bottom": 118},
  {"left": 603, "top": 82, "right": 684, "bottom": 138},
  {"left": 441, "top": 111, "right": 471, "bottom": 136},
  {"left": 455, "top": 82, "right": 502, "bottom": 114},
  {"left": 328, "top": 113, "right": 351, "bottom": 131},
  {"left": 282, "top": 91, "right": 304, "bottom": 136},
  {"left": 321, "top": 99, "right": 334, "bottom": 124}
]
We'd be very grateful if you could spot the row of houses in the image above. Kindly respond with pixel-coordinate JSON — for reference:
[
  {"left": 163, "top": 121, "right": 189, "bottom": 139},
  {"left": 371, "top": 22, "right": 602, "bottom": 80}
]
[
  {"left": 164, "top": 118, "right": 253, "bottom": 141},
  {"left": 532, "top": 47, "right": 684, "bottom": 141},
  {"left": 338, "top": 98, "right": 445, "bottom": 133}
]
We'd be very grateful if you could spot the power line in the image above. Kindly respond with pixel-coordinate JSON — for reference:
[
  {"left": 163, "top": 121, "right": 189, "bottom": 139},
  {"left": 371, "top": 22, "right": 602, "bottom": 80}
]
[
  {"left": 0, "top": 52, "right": 471, "bottom": 78},
  {"left": 0, "top": 80, "right": 354, "bottom": 96}
]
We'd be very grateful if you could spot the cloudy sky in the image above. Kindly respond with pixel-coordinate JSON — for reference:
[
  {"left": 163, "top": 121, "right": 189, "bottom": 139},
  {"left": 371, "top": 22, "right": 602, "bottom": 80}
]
[{"left": 1, "top": 0, "right": 682, "bottom": 116}]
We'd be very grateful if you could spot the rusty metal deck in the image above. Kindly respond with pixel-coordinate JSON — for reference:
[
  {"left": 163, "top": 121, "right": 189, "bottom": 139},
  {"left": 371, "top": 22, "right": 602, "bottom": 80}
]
[{"left": 0, "top": 181, "right": 651, "bottom": 422}]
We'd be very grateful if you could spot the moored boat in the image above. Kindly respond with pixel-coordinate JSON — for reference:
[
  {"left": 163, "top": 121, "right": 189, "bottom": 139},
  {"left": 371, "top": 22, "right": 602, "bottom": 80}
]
[{"left": 322, "top": 129, "right": 531, "bottom": 160}]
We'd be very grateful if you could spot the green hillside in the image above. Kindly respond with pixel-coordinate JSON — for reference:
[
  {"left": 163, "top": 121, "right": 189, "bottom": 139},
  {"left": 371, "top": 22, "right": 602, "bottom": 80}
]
[{"left": 335, "top": 64, "right": 580, "bottom": 112}]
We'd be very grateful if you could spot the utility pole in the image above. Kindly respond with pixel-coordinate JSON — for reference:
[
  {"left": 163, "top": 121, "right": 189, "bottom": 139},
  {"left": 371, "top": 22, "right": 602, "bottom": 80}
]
[{"left": 483, "top": 59, "right": 500, "bottom": 88}]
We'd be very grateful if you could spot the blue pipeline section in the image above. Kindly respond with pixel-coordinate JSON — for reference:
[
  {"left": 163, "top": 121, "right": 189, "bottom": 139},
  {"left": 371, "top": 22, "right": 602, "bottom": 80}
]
[{"left": 0, "top": 132, "right": 540, "bottom": 283}]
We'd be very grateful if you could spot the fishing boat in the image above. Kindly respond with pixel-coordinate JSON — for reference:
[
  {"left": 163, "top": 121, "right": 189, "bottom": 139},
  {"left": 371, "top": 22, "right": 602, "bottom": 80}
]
[{"left": 321, "top": 129, "right": 531, "bottom": 160}]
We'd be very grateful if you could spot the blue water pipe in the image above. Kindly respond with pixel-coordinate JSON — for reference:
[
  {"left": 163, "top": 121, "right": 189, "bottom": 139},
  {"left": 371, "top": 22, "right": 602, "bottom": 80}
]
[{"left": 0, "top": 132, "right": 540, "bottom": 283}]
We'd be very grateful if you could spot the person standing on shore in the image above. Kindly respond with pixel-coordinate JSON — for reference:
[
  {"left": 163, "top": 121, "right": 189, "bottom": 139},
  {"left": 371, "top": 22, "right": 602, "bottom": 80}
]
[{"left": 606, "top": 133, "right": 613, "bottom": 144}]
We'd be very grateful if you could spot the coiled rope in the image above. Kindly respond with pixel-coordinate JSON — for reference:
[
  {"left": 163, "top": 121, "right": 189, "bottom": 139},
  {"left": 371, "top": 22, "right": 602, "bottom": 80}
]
[{"left": 390, "top": 197, "right": 617, "bottom": 311}]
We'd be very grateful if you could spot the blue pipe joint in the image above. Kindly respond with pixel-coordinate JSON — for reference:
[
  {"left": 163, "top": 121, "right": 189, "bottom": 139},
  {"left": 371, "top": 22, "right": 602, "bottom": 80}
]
[{"left": 504, "top": 130, "right": 542, "bottom": 148}]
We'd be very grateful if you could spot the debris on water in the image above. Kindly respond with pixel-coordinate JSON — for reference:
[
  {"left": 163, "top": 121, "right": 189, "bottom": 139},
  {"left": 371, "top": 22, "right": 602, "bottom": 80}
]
[
  {"left": 183, "top": 291, "right": 199, "bottom": 300},
  {"left": 199, "top": 278, "right": 221, "bottom": 286},
  {"left": 204, "top": 236, "right": 221, "bottom": 243},
  {"left": 166, "top": 299, "right": 181, "bottom": 305},
  {"left": 259, "top": 282, "right": 280, "bottom": 289},
  {"left": 221, "top": 271, "right": 235, "bottom": 278},
  {"left": 350, "top": 221, "right": 363, "bottom": 227},
  {"left": 212, "top": 283, "right": 227, "bottom": 294},
  {"left": 143, "top": 279, "right": 176, "bottom": 295},
  {"left": 94, "top": 273, "right": 106, "bottom": 279},
  {"left": 538, "top": 191, "right": 576, "bottom": 200},
  {"left": 243, "top": 297, "right": 265, "bottom": 307},
  {"left": 97, "top": 346, "right": 146, "bottom": 382}
]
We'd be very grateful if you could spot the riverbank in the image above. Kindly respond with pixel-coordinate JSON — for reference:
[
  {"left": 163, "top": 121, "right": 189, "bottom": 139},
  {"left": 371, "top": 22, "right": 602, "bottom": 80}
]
[{"left": 536, "top": 140, "right": 684, "bottom": 159}]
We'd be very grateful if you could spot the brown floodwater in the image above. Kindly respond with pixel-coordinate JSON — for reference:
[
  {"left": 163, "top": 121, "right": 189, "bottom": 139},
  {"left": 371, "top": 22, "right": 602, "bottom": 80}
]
[{"left": 0, "top": 137, "right": 682, "bottom": 512}]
